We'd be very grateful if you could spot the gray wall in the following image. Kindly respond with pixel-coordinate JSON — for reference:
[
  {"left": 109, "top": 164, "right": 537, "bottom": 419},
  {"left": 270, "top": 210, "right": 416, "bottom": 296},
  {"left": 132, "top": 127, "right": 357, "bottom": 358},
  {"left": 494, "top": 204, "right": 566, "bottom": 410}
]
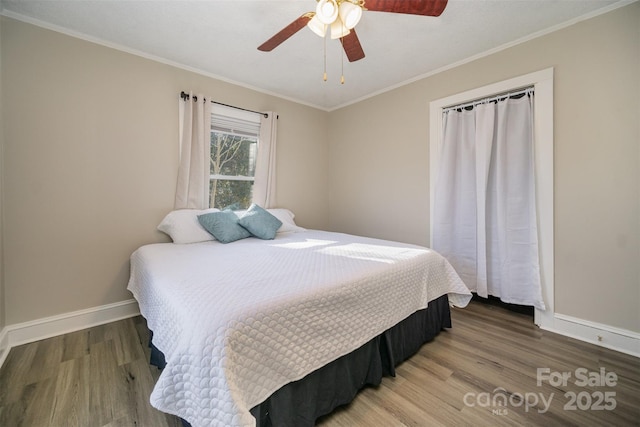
[
  {"left": 0, "top": 17, "right": 329, "bottom": 324},
  {"left": 327, "top": 3, "right": 639, "bottom": 332}
]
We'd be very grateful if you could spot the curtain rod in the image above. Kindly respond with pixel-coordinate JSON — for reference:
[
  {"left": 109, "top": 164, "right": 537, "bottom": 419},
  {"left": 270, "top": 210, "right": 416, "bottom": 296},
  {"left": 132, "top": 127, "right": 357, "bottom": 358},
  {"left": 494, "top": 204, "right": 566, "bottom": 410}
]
[
  {"left": 443, "top": 86, "right": 533, "bottom": 113},
  {"left": 180, "top": 91, "right": 268, "bottom": 118}
]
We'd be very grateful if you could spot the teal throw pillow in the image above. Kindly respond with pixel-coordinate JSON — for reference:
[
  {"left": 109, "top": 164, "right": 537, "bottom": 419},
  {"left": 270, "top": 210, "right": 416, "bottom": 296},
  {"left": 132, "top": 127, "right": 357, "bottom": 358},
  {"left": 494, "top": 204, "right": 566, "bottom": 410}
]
[
  {"left": 197, "top": 210, "right": 251, "bottom": 244},
  {"left": 238, "top": 204, "right": 283, "bottom": 240}
]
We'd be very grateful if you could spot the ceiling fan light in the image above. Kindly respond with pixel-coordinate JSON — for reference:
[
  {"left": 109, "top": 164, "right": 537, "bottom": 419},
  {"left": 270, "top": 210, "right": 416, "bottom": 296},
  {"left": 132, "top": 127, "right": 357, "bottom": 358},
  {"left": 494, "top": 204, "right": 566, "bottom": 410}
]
[
  {"left": 307, "top": 14, "right": 327, "bottom": 37},
  {"left": 316, "top": 0, "right": 339, "bottom": 25},
  {"left": 330, "top": 18, "right": 350, "bottom": 39},
  {"left": 338, "top": 1, "right": 362, "bottom": 29}
]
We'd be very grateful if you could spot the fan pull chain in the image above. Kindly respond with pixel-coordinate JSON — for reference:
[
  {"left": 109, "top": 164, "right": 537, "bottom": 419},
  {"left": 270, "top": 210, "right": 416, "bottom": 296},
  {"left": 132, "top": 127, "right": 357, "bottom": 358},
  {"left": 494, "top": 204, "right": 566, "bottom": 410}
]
[
  {"left": 323, "top": 31, "right": 328, "bottom": 82},
  {"left": 340, "top": 22, "right": 345, "bottom": 84},
  {"left": 340, "top": 46, "right": 345, "bottom": 84}
]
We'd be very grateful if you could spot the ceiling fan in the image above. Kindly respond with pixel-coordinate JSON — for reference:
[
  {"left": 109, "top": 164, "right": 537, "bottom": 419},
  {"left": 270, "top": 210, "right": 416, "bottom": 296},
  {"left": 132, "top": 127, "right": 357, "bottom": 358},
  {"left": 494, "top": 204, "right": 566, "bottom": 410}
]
[{"left": 257, "top": 0, "right": 448, "bottom": 63}]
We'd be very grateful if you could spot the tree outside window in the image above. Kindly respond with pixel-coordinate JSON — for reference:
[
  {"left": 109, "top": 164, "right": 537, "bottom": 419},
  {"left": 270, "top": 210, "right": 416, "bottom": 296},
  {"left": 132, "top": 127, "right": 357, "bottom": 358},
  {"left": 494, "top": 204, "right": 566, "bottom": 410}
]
[{"left": 209, "top": 131, "right": 257, "bottom": 209}]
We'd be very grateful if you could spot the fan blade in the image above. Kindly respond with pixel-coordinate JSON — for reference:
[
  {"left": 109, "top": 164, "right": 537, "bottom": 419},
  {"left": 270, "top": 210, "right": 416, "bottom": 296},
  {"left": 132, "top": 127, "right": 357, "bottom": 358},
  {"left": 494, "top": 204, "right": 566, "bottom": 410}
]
[
  {"left": 258, "top": 13, "right": 313, "bottom": 52},
  {"left": 364, "top": 0, "right": 448, "bottom": 16},
  {"left": 341, "top": 30, "right": 365, "bottom": 62}
]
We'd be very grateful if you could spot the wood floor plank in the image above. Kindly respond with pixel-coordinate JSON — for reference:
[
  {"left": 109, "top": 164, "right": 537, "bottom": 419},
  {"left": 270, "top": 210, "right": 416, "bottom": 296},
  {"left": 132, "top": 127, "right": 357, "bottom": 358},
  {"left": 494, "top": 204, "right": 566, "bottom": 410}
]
[
  {"left": 60, "top": 329, "right": 90, "bottom": 363},
  {"left": 49, "top": 356, "right": 91, "bottom": 427},
  {"left": 122, "top": 356, "right": 183, "bottom": 426},
  {"left": 89, "top": 339, "right": 124, "bottom": 425},
  {"left": 0, "top": 341, "right": 38, "bottom": 405},
  {"left": 359, "top": 381, "right": 444, "bottom": 427},
  {"left": 15, "top": 377, "right": 58, "bottom": 427},
  {"left": 24, "top": 335, "right": 65, "bottom": 386},
  {"left": 395, "top": 358, "right": 468, "bottom": 412},
  {"left": 379, "top": 372, "right": 493, "bottom": 427},
  {"left": 108, "top": 318, "right": 146, "bottom": 366}
]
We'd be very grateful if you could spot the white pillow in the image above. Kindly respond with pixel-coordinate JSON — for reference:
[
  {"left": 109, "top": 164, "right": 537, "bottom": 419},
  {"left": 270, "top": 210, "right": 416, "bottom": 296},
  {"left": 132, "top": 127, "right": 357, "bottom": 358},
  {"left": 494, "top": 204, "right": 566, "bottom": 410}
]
[
  {"left": 157, "top": 208, "right": 220, "bottom": 243},
  {"left": 267, "top": 208, "right": 306, "bottom": 233}
]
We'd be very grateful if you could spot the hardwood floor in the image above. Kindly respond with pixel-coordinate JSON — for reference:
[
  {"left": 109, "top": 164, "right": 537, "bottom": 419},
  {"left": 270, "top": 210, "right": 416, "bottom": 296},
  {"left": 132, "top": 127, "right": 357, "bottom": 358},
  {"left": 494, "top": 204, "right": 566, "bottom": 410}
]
[
  {"left": 320, "top": 303, "right": 640, "bottom": 426},
  {"left": 1, "top": 302, "right": 638, "bottom": 426},
  {"left": 0, "top": 317, "right": 182, "bottom": 427}
]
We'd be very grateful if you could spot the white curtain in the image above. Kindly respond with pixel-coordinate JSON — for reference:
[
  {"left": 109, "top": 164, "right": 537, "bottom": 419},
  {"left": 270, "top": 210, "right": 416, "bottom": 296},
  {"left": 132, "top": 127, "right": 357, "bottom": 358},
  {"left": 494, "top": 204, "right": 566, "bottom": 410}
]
[
  {"left": 253, "top": 112, "right": 278, "bottom": 208},
  {"left": 432, "top": 91, "right": 545, "bottom": 310},
  {"left": 175, "top": 92, "right": 212, "bottom": 209}
]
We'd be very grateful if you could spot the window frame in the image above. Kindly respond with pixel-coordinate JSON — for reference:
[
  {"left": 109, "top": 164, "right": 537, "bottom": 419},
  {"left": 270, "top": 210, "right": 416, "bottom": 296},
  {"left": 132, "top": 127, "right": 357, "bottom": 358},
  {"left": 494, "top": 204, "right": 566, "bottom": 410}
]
[{"left": 209, "top": 105, "right": 261, "bottom": 209}]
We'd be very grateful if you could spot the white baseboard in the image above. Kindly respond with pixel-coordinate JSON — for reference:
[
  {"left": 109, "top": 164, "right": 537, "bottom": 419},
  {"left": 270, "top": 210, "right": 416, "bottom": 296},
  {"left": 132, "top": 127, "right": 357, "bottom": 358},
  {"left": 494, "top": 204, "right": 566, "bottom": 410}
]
[
  {"left": 0, "top": 326, "right": 9, "bottom": 369},
  {"left": 0, "top": 299, "right": 140, "bottom": 369},
  {"left": 541, "top": 313, "right": 640, "bottom": 358}
]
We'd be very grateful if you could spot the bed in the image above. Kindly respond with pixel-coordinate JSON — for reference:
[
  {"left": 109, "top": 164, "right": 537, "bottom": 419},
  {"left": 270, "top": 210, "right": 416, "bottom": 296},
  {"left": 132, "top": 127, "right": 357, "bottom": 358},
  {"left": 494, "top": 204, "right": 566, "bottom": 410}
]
[{"left": 127, "top": 208, "right": 471, "bottom": 427}]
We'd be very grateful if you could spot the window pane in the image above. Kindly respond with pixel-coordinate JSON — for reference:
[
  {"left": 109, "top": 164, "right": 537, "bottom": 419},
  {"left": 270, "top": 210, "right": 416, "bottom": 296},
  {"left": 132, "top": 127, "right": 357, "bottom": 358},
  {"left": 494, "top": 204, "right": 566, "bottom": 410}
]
[
  {"left": 209, "top": 179, "right": 254, "bottom": 210},
  {"left": 210, "top": 132, "right": 257, "bottom": 177}
]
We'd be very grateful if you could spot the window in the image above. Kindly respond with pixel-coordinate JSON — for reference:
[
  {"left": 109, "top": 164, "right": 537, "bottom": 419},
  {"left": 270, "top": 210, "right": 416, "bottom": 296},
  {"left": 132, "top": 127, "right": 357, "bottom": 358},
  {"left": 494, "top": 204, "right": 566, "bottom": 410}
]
[{"left": 209, "top": 105, "right": 261, "bottom": 210}]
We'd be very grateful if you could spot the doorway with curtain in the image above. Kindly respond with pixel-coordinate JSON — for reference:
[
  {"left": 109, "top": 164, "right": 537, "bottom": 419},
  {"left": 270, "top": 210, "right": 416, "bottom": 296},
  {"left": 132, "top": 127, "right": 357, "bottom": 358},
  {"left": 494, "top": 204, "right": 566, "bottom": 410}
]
[
  {"left": 431, "top": 87, "right": 545, "bottom": 312},
  {"left": 429, "top": 69, "right": 554, "bottom": 328}
]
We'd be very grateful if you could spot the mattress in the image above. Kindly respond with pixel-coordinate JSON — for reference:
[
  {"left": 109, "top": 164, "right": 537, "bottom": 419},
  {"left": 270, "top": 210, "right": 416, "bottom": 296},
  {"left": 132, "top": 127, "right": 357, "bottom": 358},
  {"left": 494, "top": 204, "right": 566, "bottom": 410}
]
[{"left": 127, "top": 230, "right": 471, "bottom": 427}]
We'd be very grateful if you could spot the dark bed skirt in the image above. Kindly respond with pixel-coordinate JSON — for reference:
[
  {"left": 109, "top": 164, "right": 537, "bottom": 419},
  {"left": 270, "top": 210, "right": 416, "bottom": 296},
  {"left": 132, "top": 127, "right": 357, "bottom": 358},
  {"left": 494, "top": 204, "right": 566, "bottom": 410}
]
[{"left": 149, "top": 294, "right": 451, "bottom": 427}]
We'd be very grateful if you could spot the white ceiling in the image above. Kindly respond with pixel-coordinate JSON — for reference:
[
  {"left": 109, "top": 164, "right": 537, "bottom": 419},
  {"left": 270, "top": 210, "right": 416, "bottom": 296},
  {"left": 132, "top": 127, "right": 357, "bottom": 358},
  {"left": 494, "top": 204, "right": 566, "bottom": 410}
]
[{"left": 0, "top": 0, "right": 630, "bottom": 110}]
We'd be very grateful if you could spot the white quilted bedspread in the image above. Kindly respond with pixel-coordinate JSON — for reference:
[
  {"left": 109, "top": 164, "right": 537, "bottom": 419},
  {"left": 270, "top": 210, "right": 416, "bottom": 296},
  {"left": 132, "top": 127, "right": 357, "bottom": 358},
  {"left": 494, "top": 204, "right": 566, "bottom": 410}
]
[{"left": 127, "top": 230, "right": 471, "bottom": 427}]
